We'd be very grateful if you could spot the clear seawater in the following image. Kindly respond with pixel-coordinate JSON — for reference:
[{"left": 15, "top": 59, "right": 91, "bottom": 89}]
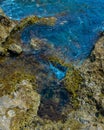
[
  {"left": 0, "top": 0, "right": 104, "bottom": 61},
  {"left": 1, "top": 0, "right": 104, "bottom": 119}
]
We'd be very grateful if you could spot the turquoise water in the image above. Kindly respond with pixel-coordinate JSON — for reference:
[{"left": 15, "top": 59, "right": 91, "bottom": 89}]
[
  {"left": 0, "top": 0, "right": 104, "bottom": 61},
  {"left": 1, "top": 0, "right": 104, "bottom": 120}
]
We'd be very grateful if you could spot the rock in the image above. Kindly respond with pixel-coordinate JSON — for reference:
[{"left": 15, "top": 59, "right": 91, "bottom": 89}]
[
  {"left": 30, "top": 38, "right": 51, "bottom": 51},
  {"left": 30, "top": 38, "right": 44, "bottom": 50},
  {"left": 7, "top": 110, "right": 16, "bottom": 118},
  {"left": 0, "top": 46, "right": 6, "bottom": 55},
  {"left": 78, "top": 35, "right": 104, "bottom": 128},
  {"left": 89, "top": 125, "right": 97, "bottom": 130},
  {"left": 0, "top": 80, "right": 41, "bottom": 130},
  {"left": 80, "top": 36, "right": 104, "bottom": 86},
  {"left": 8, "top": 44, "right": 22, "bottom": 54},
  {"left": 88, "top": 124, "right": 104, "bottom": 130},
  {"left": 0, "top": 13, "right": 16, "bottom": 45},
  {"left": 0, "top": 8, "right": 5, "bottom": 16},
  {"left": 0, "top": 9, "right": 56, "bottom": 57}
]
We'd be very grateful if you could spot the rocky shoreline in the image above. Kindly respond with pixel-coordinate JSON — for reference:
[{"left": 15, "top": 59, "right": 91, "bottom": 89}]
[{"left": 0, "top": 10, "right": 104, "bottom": 130}]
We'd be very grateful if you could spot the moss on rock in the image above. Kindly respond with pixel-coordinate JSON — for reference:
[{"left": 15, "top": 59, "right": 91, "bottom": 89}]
[
  {"left": 64, "top": 68, "right": 82, "bottom": 97},
  {"left": 0, "top": 70, "right": 36, "bottom": 96}
]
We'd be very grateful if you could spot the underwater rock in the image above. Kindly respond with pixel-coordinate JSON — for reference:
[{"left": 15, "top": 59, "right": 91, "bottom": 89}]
[
  {"left": 30, "top": 38, "right": 47, "bottom": 51},
  {"left": 8, "top": 44, "right": 22, "bottom": 54},
  {"left": 0, "top": 8, "right": 56, "bottom": 56},
  {"left": 30, "top": 37, "right": 54, "bottom": 55}
]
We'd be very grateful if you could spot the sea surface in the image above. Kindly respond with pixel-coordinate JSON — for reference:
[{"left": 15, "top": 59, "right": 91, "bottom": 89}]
[{"left": 0, "top": 0, "right": 104, "bottom": 61}]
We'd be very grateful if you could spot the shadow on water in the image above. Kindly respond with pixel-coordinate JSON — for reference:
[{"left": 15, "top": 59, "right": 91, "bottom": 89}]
[{"left": 34, "top": 58, "right": 70, "bottom": 121}]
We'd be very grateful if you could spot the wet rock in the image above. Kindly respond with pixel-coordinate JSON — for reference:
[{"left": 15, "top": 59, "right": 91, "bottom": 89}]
[
  {"left": 30, "top": 38, "right": 45, "bottom": 51},
  {"left": 8, "top": 44, "right": 22, "bottom": 54}
]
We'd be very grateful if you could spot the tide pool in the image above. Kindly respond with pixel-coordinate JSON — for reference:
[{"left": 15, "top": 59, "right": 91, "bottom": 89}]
[{"left": 0, "top": 0, "right": 104, "bottom": 61}]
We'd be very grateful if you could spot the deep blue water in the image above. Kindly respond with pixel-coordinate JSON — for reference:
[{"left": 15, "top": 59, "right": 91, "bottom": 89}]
[{"left": 0, "top": 0, "right": 104, "bottom": 61}]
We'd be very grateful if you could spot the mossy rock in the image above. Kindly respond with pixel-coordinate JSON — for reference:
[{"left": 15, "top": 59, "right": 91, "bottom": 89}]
[
  {"left": 10, "top": 109, "right": 34, "bottom": 130},
  {"left": 64, "top": 68, "right": 83, "bottom": 97},
  {"left": 45, "top": 55, "right": 83, "bottom": 98},
  {"left": 46, "top": 55, "right": 72, "bottom": 68},
  {"left": 0, "top": 71, "right": 36, "bottom": 96}
]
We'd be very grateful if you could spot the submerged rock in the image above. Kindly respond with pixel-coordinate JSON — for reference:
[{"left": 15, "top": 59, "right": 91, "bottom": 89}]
[
  {"left": 8, "top": 44, "right": 22, "bottom": 54},
  {"left": 0, "top": 8, "right": 56, "bottom": 56}
]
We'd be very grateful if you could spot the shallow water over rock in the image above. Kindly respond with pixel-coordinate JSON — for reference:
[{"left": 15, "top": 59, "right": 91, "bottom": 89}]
[{"left": 1, "top": 0, "right": 104, "bottom": 61}]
